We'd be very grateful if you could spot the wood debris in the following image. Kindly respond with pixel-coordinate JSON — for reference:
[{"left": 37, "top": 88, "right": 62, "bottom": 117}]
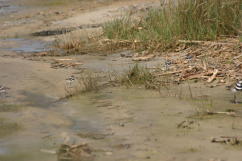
[
  {"left": 177, "top": 120, "right": 200, "bottom": 129},
  {"left": 57, "top": 143, "right": 93, "bottom": 161},
  {"left": 51, "top": 59, "right": 83, "bottom": 69},
  {"left": 207, "top": 69, "right": 219, "bottom": 83},
  {"left": 211, "top": 136, "right": 241, "bottom": 145},
  {"left": 33, "top": 52, "right": 48, "bottom": 56},
  {"left": 55, "top": 58, "right": 73, "bottom": 61},
  {"left": 157, "top": 38, "right": 241, "bottom": 84},
  {"left": 158, "top": 70, "right": 183, "bottom": 76},
  {"left": 132, "top": 54, "right": 155, "bottom": 61},
  {"left": 40, "top": 149, "right": 56, "bottom": 154},
  {"left": 206, "top": 110, "right": 237, "bottom": 117}
]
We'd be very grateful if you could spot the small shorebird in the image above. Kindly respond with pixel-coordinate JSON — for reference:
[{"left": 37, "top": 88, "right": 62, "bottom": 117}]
[
  {"left": 231, "top": 80, "right": 242, "bottom": 104},
  {"left": 66, "top": 75, "right": 75, "bottom": 88},
  {"left": 0, "top": 85, "right": 9, "bottom": 95}
]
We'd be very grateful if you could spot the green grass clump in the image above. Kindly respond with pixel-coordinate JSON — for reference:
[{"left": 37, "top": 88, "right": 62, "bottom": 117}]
[
  {"left": 103, "top": 0, "right": 241, "bottom": 49},
  {"left": 64, "top": 73, "right": 99, "bottom": 98},
  {"left": 120, "top": 64, "right": 156, "bottom": 87},
  {"left": 78, "top": 73, "right": 99, "bottom": 93},
  {"left": 0, "top": 118, "right": 21, "bottom": 137}
]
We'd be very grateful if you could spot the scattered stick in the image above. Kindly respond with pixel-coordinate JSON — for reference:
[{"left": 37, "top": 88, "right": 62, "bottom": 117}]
[
  {"left": 55, "top": 58, "right": 73, "bottom": 61},
  {"left": 158, "top": 70, "right": 183, "bottom": 76},
  {"left": 211, "top": 136, "right": 240, "bottom": 145},
  {"left": 233, "top": 54, "right": 242, "bottom": 60},
  {"left": 132, "top": 54, "right": 155, "bottom": 61},
  {"left": 178, "top": 39, "right": 238, "bottom": 45},
  {"left": 207, "top": 69, "right": 218, "bottom": 83},
  {"left": 185, "top": 72, "right": 207, "bottom": 80},
  {"left": 206, "top": 110, "right": 237, "bottom": 117},
  {"left": 178, "top": 40, "right": 206, "bottom": 44},
  {"left": 40, "top": 149, "right": 56, "bottom": 154},
  {"left": 51, "top": 61, "right": 83, "bottom": 69}
]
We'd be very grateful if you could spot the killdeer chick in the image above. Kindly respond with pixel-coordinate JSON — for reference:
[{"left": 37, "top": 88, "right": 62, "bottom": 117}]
[
  {"left": 66, "top": 75, "right": 75, "bottom": 88},
  {"left": 231, "top": 80, "right": 242, "bottom": 104},
  {"left": 0, "top": 85, "right": 9, "bottom": 95}
]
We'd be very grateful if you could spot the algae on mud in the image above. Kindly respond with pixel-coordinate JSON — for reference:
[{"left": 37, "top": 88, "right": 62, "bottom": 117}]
[
  {"left": 0, "top": 103, "right": 21, "bottom": 112},
  {"left": 0, "top": 118, "right": 21, "bottom": 137}
]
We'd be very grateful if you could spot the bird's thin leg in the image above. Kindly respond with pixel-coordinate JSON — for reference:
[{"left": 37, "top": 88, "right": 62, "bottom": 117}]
[{"left": 233, "top": 93, "right": 237, "bottom": 104}]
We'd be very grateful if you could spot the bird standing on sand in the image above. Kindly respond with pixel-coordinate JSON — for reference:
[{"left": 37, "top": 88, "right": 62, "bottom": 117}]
[
  {"left": 66, "top": 75, "right": 75, "bottom": 88},
  {"left": 231, "top": 80, "right": 242, "bottom": 104},
  {"left": 0, "top": 85, "right": 9, "bottom": 97}
]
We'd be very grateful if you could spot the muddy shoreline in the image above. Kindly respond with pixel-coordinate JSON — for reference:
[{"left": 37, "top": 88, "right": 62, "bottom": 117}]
[{"left": 0, "top": 0, "right": 242, "bottom": 161}]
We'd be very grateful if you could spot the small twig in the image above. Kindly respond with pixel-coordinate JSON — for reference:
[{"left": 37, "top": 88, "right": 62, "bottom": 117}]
[
  {"left": 178, "top": 40, "right": 206, "bottom": 44},
  {"left": 207, "top": 69, "right": 218, "bottom": 83},
  {"left": 206, "top": 110, "right": 237, "bottom": 117},
  {"left": 211, "top": 136, "right": 240, "bottom": 145},
  {"left": 158, "top": 70, "right": 183, "bottom": 76},
  {"left": 132, "top": 54, "right": 155, "bottom": 61},
  {"left": 233, "top": 54, "right": 242, "bottom": 60}
]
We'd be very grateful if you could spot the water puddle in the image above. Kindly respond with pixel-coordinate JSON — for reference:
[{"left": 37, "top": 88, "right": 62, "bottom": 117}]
[
  {"left": 17, "top": 90, "right": 57, "bottom": 108},
  {"left": 0, "top": 91, "right": 109, "bottom": 161},
  {"left": 0, "top": 38, "right": 50, "bottom": 53},
  {"left": 0, "top": 0, "right": 22, "bottom": 16},
  {"left": 0, "top": 147, "right": 8, "bottom": 155}
]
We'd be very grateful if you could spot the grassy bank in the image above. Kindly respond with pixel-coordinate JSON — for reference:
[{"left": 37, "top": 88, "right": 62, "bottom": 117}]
[
  {"left": 103, "top": 0, "right": 241, "bottom": 50},
  {"left": 55, "top": 0, "right": 241, "bottom": 53}
]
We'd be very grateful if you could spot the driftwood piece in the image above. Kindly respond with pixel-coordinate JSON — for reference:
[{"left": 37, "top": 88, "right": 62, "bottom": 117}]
[
  {"left": 211, "top": 136, "right": 240, "bottom": 145},
  {"left": 57, "top": 143, "right": 93, "bottom": 161},
  {"left": 158, "top": 70, "right": 183, "bottom": 76},
  {"left": 177, "top": 120, "right": 199, "bottom": 129},
  {"left": 178, "top": 39, "right": 238, "bottom": 45},
  {"left": 55, "top": 58, "right": 73, "bottom": 61},
  {"left": 40, "top": 149, "right": 56, "bottom": 154},
  {"left": 51, "top": 61, "right": 83, "bottom": 69},
  {"left": 178, "top": 40, "right": 206, "bottom": 44},
  {"left": 206, "top": 110, "right": 237, "bottom": 117},
  {"left": 33, "top": 52, "right": 48, "bottom": 56},
  {"left": 233, "top": 54, "right": 242, "bottom": 60},
  {"left": 185, "top": 72, "right": 208, "bottom": 80},
  {"left": 207, "top": 69, "right": 218, "bottom": 83}
]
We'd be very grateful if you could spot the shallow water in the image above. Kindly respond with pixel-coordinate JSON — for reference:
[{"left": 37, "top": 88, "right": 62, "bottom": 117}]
[
  {"left": 0, "top": 0, "right": 21, "bottom": 16},
  {"left": 0, "top": 38, "right": 49, "bottom": 53},
  {"left": 1, "top": 85, "right": 242, "bottom": 161},
  {"left": 0, "top": 88, "right": 110, "bottom": 161}
]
